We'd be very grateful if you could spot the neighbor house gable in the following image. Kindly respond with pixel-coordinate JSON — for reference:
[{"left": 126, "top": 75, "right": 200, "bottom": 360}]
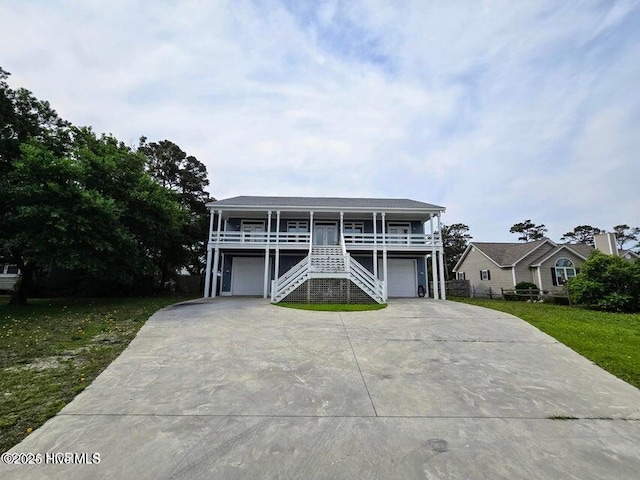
[{"left": 530, "top": 244, "right": 590, "bottom": 267}]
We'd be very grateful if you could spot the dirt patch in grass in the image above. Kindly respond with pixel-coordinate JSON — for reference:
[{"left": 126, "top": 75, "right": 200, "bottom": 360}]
[{"left": 0, "top": 295, "right": 195, "bottom": 453}]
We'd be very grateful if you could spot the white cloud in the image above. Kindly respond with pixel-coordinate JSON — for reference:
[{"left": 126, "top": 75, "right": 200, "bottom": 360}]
[{"left": 1, "top": 0, "right": 639, "bottom": 242}]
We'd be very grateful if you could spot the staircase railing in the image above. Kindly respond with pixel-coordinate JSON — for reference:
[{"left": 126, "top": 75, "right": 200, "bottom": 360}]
[
  {"left": 272, "top": 257, "right": 309, "bottom": 302},
  {"left": 349, "top": 256, "right": 385, "bottom": 303}
]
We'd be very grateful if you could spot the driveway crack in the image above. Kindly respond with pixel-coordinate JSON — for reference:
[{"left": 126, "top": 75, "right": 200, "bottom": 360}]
[{"left": 339, "top": 313, "right": 378, "bottom": 417}]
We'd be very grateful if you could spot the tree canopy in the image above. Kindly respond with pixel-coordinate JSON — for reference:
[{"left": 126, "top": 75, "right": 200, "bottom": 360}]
[
  {"left": 509, "top": 219, "right": 548, "bottom": 242},
  {"left": 441, "top": 223, "right": 472, "bottom": 277},
  {"left": 612, "top": 224, "right": 640, "bottom": 250},
  {"left": 0, "top": 67, "right": 212, "bottom": 304},
  {"left": 560, "top": 225, "right": 603, "bottom": 246}
]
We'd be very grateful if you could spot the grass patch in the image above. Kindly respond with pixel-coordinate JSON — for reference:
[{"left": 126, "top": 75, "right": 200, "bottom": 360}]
[
  {"left": 452, "top": 298, "right": 640, "bottom": 390},
  {"left": 276, "top": 303, "right": 387, "bottom": 312},
  {"left": 0, "top": 295, "right": 195, "bottom": 453}
]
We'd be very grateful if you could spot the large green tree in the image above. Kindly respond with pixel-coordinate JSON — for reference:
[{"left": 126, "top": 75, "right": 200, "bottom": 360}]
[
  {"left": 441, "top": 223, "right": 472, "bottom": 277},
  {"left": 1, "top": 67, "right": 71, "bottom": 303},
  {"left": 138, "top": 138, "right": 212, "bottom": 279},
  {"left": 4, "top": 129, "right": 186, "bottom": 304},
  {"left": 509, "top": 219, "right": 548, "bottom": 242},
  {"left": 1, "top": 67, "right": 189, "bottom": 303}
]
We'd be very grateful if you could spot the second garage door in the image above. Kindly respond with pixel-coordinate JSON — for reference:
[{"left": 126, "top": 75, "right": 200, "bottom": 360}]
[
  {"left": 231, "top": 257, "right": 265, "bottom": 296},
  {"left": 386, "top": 259, "right": 417, "bottom": 297}
]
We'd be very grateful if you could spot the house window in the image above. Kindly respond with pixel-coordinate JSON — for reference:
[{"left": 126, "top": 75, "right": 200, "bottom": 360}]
[
  {"left": 286, "top": 221, "right": 308, "bottom": 243},
  {"left": 457, "top": 272, "right": 466, "bottom": 280},
  {"left": 480, "top": 270, "right": 491, "bottom": 281},
  {"left": 240, "top": 220, "right": 265, "bottom": 242},
  {"left": 554, "top": 257, "right": 576, "bottom": 285},
  {"left": 344, "top": 222, "right": 364, "bottom": 243},
  {"left": 287, "top": 221, "right": 308, "bottom": 233},
  {"left": 387, "top": 222, "right": 411, "bottom": 244}
]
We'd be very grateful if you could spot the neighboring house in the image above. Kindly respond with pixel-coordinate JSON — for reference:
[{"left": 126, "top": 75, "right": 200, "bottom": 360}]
[
  {"left": 204, "top": 196, "right": 447, "bottom": 303},
  {"left": 453, "top": 233, "right": 638, "bottom": 296},
  {"left": 0, "top": 263, "right": 20, "bottom": 291}
]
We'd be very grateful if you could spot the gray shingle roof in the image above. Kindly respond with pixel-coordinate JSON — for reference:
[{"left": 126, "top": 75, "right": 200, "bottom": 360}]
[
  {"left": 472, "top": 240, "right": 550, "bottom": 266},
  {"left": 528, "top": 244, "right": 593, "bottom": 266},
  {"left": 208, "top": 196, "right": 444, "bottom": 210}
]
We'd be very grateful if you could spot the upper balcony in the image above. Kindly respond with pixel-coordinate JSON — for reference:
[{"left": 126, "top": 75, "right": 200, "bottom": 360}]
[{"left": 209, "top": 231, "right": 442, "bottom": 251}]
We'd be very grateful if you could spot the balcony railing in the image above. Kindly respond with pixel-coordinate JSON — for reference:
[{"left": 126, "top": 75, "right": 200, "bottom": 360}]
[
  {"left": 210, "top": 231, "right": 441, "bottom": 249},
  {"left": 210, "top": 231, "right": 311, "bottom": 244},
  {"left": 342, "top": 233, "right": 439, "bottom": 247}
]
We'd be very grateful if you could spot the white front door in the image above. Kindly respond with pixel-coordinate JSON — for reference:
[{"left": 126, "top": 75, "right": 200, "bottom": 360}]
[
  {"left": 231, "top": 257, "right": 265, "bottom": 295},
  {"left": 314, "top": 223, "right": 338, "bottom": 245}
]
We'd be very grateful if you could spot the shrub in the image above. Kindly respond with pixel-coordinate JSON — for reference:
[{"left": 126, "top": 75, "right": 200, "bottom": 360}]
[
  {"left": 515, "top": 281, "right": 539, "bottom": 292},
  {"left": 567, "top": 252, "right": 640, "bottom": 312},
  {"left": 512, "top": 281, "right": 540, "bottom": 301}
]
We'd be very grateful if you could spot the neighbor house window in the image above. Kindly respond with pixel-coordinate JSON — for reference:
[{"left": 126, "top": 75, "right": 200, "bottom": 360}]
[
  {"left": 480, "top": 270, "right": 491, "bottom": 281},
  {"left": 457, "top": 272, "right": 466, "bottom": 280},
  {"left": 554, "top": 257, "right": 576, "bottom": 285}
]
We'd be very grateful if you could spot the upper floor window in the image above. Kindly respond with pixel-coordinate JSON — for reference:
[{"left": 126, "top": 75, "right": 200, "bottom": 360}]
[
  {"left": 554, "top": 257, "right": 576, "bottom": 285},
  {"left": 343, "top": 221, "right": 364, "bottom": 234},
  {"left": 287, "top": 221, "right": 308, "bottom": 233},
  {"left": 480, "top": 269, "right": 491, "bottom": 281}
]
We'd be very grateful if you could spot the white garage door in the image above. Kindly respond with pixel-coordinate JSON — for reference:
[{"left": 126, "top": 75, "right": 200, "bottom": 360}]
[
  {"left": 232, "top": 257, "right": 265, "bottom": 296},
  {"left": 387, "top": 259, "right": 417, "bottom": 297}
]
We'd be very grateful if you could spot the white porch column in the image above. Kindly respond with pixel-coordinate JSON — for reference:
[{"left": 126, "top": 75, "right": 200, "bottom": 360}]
[
  {"left": 274, "top": 210, "right": 281, "bottom": 281},
  {"left": 340, "top": 211, "right": 344, "bottom": 244},
  {"left": 431, "top": 251, "right": 439, "bottom": 299},
  {"left": 424, "top": 256, "right": 430, "bottom": 298},
  {"left": 211, "top": 209, "right": 223, "bottom": 298},
  {"left": 203, "top": 208, "right": 215, "bottom": 297},
  {"left": 437, "top": 213, "right": 446, "bottom": 300},
  {"left": 382, "top": 212, "right": 388, "bottom": 301},
  {"left": 309, "top": 211, "right": 314, "bottom": 246},
  {"left": 263, "top": 211, "right": 272, "bottom": 298},
  {"left": 372, "top": 212, "right": 378, "bottom": 279},
  {"left": 430, "top": 214, "right": 439, "bottom": 299},
  {"left": 438, "top": 249, "right": 446, "bottom": 300}
]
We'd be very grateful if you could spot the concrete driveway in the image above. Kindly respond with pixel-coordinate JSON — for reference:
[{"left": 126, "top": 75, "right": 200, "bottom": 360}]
[{"left": 3, "top": 298, "right": 640, "bottom": 479}]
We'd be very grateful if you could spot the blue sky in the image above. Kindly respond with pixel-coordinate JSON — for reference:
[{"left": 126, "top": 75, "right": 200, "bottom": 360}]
[{"left": 1, "top": 0, "right": 639, "bottom": 243}]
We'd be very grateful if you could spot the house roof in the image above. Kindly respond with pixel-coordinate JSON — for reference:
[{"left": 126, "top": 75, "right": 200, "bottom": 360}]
[
  {"left": 207, "top": 196, "right": 445, "bottom": 211},
  {"left": 465, "top": 239, "right": 552, "bottom": 267},
  {"left": 454, "top": 238, "right": 636, "bottom": 273},
  {"left": 529, "top": 244, "right": 592, "bottom": 266},
  {"left": 620, "top": 249, "right": 640, "bottom": 258}
]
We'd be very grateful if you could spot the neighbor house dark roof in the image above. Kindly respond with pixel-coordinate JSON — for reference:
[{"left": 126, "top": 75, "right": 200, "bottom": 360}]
[
  {"left": 470, "top": 239, "right": 551, "bottom": 267},
  {"left": 207, "top": 196, "right": 445, "bottom": 210}
]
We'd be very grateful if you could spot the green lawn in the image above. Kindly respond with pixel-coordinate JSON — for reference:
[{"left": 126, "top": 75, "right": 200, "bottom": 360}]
[
  {"left": 277, "top": 303, "right": 387, "bottom": 312},
  {"left": 0, "top": 295, "right": 194, "bottom": 453},
  {"left": 452, "top": 298, "right": 640, "bottom": 390}
]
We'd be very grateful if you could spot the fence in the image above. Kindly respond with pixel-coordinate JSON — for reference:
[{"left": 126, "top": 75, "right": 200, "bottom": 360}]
[{"left": 445, "top": 279, "right": 470, "bottom": 297}]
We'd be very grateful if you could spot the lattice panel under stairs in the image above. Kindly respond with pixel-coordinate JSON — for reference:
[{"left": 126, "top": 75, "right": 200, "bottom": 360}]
[{"left": 282, "top": 278, "right": 376, "bottom": 304}]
